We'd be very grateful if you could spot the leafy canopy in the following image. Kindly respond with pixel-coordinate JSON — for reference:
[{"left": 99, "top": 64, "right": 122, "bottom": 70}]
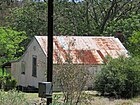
[
  {"left": 128, "top": 30, "right": 140, "bottom": 57},
  {"left": 7, "top": 2, "right": 48, "bottom": 38},
  {"left": 0, "top": 27, "right": 27, "bottom": 65}
]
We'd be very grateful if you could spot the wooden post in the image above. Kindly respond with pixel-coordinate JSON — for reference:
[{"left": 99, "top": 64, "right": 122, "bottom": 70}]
[{"left": 47, "top": 0, "right": 53, "bottom": 105}]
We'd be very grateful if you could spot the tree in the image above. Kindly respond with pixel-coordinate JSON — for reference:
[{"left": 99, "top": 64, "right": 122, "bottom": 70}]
[
  {"left": 106, "top": 13, "right": 140, "bottom": 36},
  {"left": 103, "top": 13, "right": 140, "bottom": 55},
  {"left": 7, "top": 2, "right": 48, "bottom": 38},
  {"left": 128, "top": 30, "right": 140, "bottom": 56},
  {"left": 54, "top": 0, "right": 140, "bottom": 35},
  {"left": 54, "top": 1, "right": 94, "bottom": 35},
  {"left": 94, "top": 57, "right": 140, "bottom": 98},
  {"left": 0, "top": 27, "right": 27, "bottom": 65},
  {"left": 85, "top": 0, "right": 140, "bottom": 34},
  {"left": 7, "top": 0, "right": 140, "bottom": 37},
  {"left": 0, "top": 0, "right": 20, "bottom": 26},
  {"left": 55, "top": 0, "right": 140, "bottom": 35}
]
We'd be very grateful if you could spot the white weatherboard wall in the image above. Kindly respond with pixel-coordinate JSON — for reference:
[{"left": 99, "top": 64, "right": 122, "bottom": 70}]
[
  {"left": 11, "top": 38, "right": 47, "bottom": 88},
  {"left": 10, "top": 37, "right": 102, "bottom": 90}
]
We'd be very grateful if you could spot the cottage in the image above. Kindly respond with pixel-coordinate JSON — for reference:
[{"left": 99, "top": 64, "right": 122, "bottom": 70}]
[{"left": 3, "top": 36, "right": 128, "bottom": 91}]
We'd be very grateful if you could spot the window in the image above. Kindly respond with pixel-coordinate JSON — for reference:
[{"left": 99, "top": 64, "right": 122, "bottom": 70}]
[
  {"left": 21, "top": 61, "right": 26, "bottom": 74},
  {"left": 32, "top": 55, "right": 37, "bottom": 77}
]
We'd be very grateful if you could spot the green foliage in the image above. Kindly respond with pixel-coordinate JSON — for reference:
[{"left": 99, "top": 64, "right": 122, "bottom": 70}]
[
  {"left": 94, "top": 57, "right": 140, "bottom": 98},
  {"left": 0, "top": 74, "right": 17, "bottom": 91},
  {"left": 7, "top": 2, "right": 48, "bottom": 38},
  {"left": 105, "top": 14, "right": 140, "bottom": 54},
  {"left": 0, "top": 0, "right": 19, "bottom": 26},
  {"left": 7, "top": 0, "right": 140, "bottom": 37},
  {"left": 54, "top": 1, "right": 95, "bottom": 35},
  {"left": 128, "top": 30, "right": 140, "bottom": 56},
  {"left": 106, "top": 14, "right": 140, "bottom": 37},
  {"left": 0, "top": 68, "right": 6, "bottom": 76},
  {"left": 0, "top": 89, "right": 29, "bottom": 105},
  {"left": 0, "top": 27, "right": 27, "bottom": 65}
]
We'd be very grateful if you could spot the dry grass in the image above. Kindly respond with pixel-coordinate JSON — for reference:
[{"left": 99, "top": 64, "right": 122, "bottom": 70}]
[
  {"left": 84, "top": 91, "right": 140, "bottom": 105},
  {"left": 23, "top": 91, "right": 140, "bottom": 105}
]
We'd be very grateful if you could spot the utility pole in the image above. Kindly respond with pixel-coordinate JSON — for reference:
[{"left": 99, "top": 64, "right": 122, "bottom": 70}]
[{"left": 47, "top": 0, "right": 53, "bottom": 105}]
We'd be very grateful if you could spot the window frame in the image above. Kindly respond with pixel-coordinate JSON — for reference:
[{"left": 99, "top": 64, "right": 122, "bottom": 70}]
[
  {"left": 21, "top": 61, "right": 26, "bottom": 74},
  {"left": 32, "top": 55, "right": 37, "bottom": 77}
]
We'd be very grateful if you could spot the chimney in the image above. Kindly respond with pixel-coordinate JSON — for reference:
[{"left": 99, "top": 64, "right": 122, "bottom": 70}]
[{"left": 114, "top": 31, "right": 125, "bottom": 43}]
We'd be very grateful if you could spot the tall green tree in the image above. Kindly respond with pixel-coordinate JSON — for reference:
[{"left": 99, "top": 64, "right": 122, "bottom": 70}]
[
  {"left": 128, "top": 30, "right": 140, "bottom": 57},
  {"left": 7, "top": 0, "right": 140, "bottom": 36},
  {"left": 105, "top": 13, "right": 140, "bottom": 53},
  {"left": 7, "top": 2, "right": 48, "bottom": 38},
  {"left": 54, "top": 1, "right": 94, "bottom": 35},
  {"left": 0, "top": 27, "right": 27, "bottom": 65},
  {"left": 106, "top": 14, "right": 140, "bottom": 36},
  {"left": 85, "top": 0, "right": 140, "bottom": 34},
  {"left": 54, "top": 0, "right": 140, "bottom": 35},
  {"left": 0, "top": 0, "right": 20, "bottom": 26}
]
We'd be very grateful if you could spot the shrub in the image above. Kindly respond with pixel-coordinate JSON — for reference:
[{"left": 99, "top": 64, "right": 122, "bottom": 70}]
[
  {"left": 0, "top": 76, "right": 4, "bottom": 89},
  {"left": 0, "top": 74, "right": 17, "bottom": 91},
  {"left": 54, "top": 64, "right": 90, "bottom": 104},
  {"left": 0, "top": 89, "right": 29, "bottom": 105},
  {"left": 94, "top": 57, "right": 140, "bottom": 98}
]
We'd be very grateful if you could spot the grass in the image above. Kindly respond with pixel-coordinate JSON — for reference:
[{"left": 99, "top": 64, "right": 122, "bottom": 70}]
[
  {"left": 23, "top": 93, "right": 40, "bottom": 104},
  {"left": 0, "top": 90, "right": 139, "bottom": 105},
  {"left": 23, "top": 93, "right": 38, "bottom": 100},
  {"left": 22, "top": 91, "right": 140, "bottom": 105},
  {"left": 131, "top": 96, "right": 140, "bottom": 103},
  {"left": 0, "top": 89, "right": 29, "bottom": 105}
]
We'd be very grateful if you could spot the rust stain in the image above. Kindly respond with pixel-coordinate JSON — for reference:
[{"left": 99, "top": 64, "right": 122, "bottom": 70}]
[
  {"left": 84, "top": 50, "right": 98, "bottom": 64},
  {"left": 105, "top": 50, "right": 110, "bottom": 57},
  {"left": 94, "top": 38, "right": 122, "bottom": 50},
  {"left": 74, "top": 50, "right": 98, "bottom": 64},
  {"left": 35, "top": 36, "right": 128, "bottom": 65},
  {"left": 73, "top": 50, "right": 83, "bottom": 63},
  {"left": 53, "top": 38, "right": 67, "bottom": 62},
  {"left": 97, "top": 50, "right": 107, "bottom": 63},
  {"left": 53, "top": 50, "right": 63, "bottom": 64},
  {"left": 53, "top": 50, "right": 58, "bottom": 62}
]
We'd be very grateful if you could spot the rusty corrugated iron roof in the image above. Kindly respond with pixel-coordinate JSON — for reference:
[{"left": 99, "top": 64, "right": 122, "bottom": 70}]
[{"left": 35, "top": 36, "right": 128, "bottom": 64}]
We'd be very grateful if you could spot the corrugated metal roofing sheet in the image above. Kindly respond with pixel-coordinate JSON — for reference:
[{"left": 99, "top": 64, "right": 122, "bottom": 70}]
[{"left": 35, "top": 36, "right": 128, "bottom": 64}]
